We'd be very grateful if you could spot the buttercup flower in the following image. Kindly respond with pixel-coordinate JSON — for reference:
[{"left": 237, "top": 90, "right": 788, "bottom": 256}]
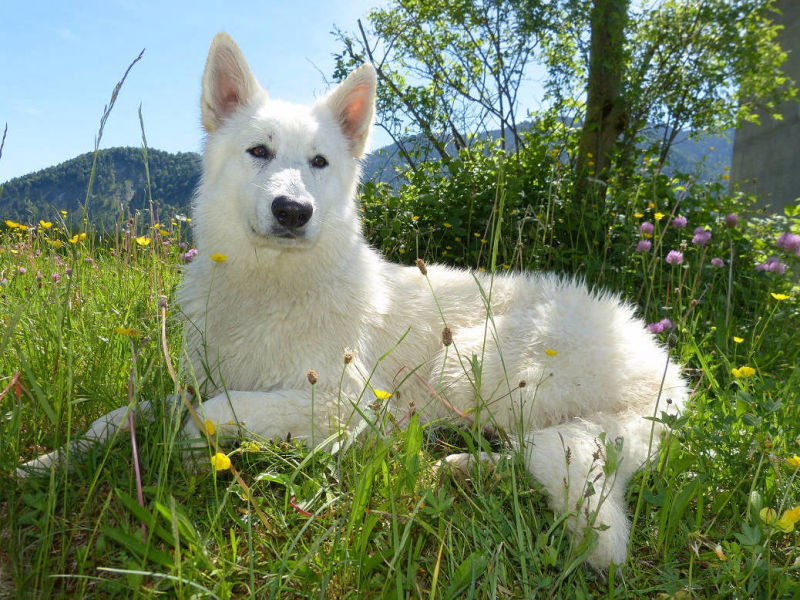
[
  {"left": 760, "top": 507, "right": 777, "bottom": 524},
  {"left": 69, "top": 233, "right": 87, "bottom": 244},
  {"left": 373, "top": 389, "right": 392, "bottom": 400},
  {"left": 770, "top": 293, "right": 789, "bottom": 301},
  {"left": 672, "top": 215, "right": 687, "bottom": 229},
  {"left": 545, "top": 348, "right": 558, "bottom": 356},
  {"left": 210, "top": 252, "right": 227, "bottom": 263},
  {"left": 731, "top": 366, "right": 756, "bottom": 379},
  {"left": 135, "top": 236, "right": 151, "bottom": 247},
  {"left": 666, "top": 250, "right": 683, "bottom": 265},
  {"left": 39, "top": 220, "right": 53, "bottom": 229},
  {"left": 692, "top": 227, "right": 711, "bottom": 246},
  {"left": 654, "top": 212, "right": 665, "bottom": 222},
  {"left": 786, "top": 455, "right": 800, "bottom": 468},
  {"left": 733, "top": 336, "right": 743, "bottom": 344},
  {"left": 210, "top": 452, "right": 231, "bottom": 471},
  {"left": 205, "top": 420, "right": 216, "bottom": 436},
  {"left": 114, "top": 327, "right": 139, "bottom": 337},
  {"left": 636, "top": 240, "right": 652, "bottom": 253}
]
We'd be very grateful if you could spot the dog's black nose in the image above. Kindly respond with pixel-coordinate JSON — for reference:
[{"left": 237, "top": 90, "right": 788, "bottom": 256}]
[{"left": 271, "top": 196, "right": 313, "bottom": 230}]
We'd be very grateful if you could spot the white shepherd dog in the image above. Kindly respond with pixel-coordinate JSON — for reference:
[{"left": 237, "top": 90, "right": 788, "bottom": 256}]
[{"left": 22, "top": 33, "right": 688, "bottom": 569}]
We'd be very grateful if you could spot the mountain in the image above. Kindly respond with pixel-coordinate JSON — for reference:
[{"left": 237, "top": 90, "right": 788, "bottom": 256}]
[
  {"left": 0, "top": 147, "right": 201, "bottom": 227},
  {"left": 0, "top": 131, "right": 733, "bottom": 227}
]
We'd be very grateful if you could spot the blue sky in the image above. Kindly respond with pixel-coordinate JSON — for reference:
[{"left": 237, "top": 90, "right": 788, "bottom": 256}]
[{"left": 0, "top": 1, "right": 385, "bottom": 183}]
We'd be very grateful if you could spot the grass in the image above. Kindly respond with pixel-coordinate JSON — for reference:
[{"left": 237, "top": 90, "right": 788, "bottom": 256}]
[{"left": 1, "top": 125, "right": 800, "bottom": 597}]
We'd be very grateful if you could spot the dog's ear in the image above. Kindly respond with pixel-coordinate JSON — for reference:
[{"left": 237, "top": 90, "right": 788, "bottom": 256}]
[
  {"left": 201, "top": 33, "right": 262, "bottom": 132},
  {"left": 324, "top": 64, "right": 377, "bottom": 158}
]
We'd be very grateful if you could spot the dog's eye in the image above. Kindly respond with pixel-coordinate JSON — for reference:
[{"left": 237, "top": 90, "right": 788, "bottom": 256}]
[
  {"left": 247, "top": 145, "right": 274, "bottom": 160},
  {"left": 310, "top": 155, "right": 328, "bottom": 169}
]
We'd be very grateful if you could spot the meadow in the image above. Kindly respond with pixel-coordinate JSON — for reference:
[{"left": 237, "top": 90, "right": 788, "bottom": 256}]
[{"left": 1, "top": 138, "right": 799, "bottom": 599}]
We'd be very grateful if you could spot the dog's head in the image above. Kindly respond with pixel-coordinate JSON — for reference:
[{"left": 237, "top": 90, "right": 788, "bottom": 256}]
[{"left": 195, "top": 33, "right": 376, "bottom": 255}]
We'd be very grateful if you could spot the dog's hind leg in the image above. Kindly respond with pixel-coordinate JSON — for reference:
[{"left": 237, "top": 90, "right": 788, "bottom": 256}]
[
  {"left": 17, "top": 401, "right": 157, "bottom": 477},
  {"left": 517, "top": 411, "right": 657, "bottom": 570}
]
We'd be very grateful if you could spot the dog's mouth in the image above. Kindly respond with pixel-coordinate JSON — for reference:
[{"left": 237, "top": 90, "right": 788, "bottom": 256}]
[{"left": 248, "top": 224, "right": 312, "bottom": 248}]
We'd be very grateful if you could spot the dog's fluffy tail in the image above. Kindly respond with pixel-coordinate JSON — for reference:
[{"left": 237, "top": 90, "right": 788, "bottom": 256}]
[{"left": 16, "top": 401, "right": 156, "bottom": 478}]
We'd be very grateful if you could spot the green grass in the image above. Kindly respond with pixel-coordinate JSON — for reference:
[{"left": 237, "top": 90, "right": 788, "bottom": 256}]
[{"left": 1, "top": 175, "right": 799, "bottom": 599}]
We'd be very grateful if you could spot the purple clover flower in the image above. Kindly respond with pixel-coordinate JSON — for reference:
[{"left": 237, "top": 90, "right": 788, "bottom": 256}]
[
  {"left": 710, "top": 257, "right": 724, "bottom": 268},
  {"left": 181, "top": 248, "right": 199, "bottom": 263},
  {"left": 179, "top": 242, "right": 188, "bottom": 251},
  {"left": 672, "top": 215, "right": 687, "bottom": 229},
  {"left": 666, "top": 250, "right": 683, "bottom": 265},
  {"left": 636, "top": 240, "right": 652, "bottom": 253},
  {"left": 725, "top": 213, "right": 739, "bottom": 228},
  {"left": 17, "top": 266, "right": 27, "bottom": 274},
  {"left": 640, "top": 221, "right": 654, "bottom": 235},
  {"left": 52, "top": 272, "right": 61, "bottom": 283},
  {"left": 692, "top": 227, "right": 711, "bottom": 246},
  {"left": 647, "top": 318, "right": 673, "bottom": 334},
  {"left": 756, "top": 256, "right": 787, "bottom": 275},
  {"left": 776, "top": 232, "right": 800, "bottom": 257}
]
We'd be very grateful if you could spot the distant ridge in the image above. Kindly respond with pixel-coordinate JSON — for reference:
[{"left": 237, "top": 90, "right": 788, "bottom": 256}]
[
  {"left": 0, "top": 130, "right": 732, "bottom": 227},
  {"left": 0, "top": 147, "right": 201, "bottom": 227}
]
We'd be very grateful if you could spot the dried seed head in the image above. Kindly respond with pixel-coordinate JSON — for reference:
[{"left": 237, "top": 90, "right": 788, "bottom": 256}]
[
  {"left": 158, "top": 295, "right": 169, "bottom": 309},
  {"left": 518, "top": 380, "right": 527, "bottom": 388},
  {"left": 307, "top": 369, "right": 319, "bottom": 385},
  {"left": 441, "top": 326, "right": 452, "bottom": 346},
  {"left": 415, "top": 258, "right": 427, "bottom": 275},
  {"left": 343, "top": 350, "right": 354, "bottom": 365}
]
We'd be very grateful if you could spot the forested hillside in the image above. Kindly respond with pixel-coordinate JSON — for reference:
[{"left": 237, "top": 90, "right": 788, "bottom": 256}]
[{"left": 0, "top": 147, "right": 200, "bottom": 227}]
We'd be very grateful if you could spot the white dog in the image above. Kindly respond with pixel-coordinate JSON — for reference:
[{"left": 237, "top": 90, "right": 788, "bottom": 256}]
[{"left": 21, "top": 33, "right": 688, "bottom": 569}]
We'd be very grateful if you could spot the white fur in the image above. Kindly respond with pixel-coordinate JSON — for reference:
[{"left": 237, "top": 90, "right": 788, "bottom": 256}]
[{"left": 20, "top": 33, "right": 688, "bottom": 570}]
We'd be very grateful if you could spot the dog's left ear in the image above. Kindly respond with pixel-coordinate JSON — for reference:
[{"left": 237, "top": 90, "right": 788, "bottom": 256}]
[{"left": 324, "top": 64, "right": 377, "bottom": 158}]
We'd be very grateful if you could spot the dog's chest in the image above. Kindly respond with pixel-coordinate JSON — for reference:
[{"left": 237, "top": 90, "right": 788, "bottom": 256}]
[{"left": 184, "top": 274, "right": 366, "bottom": 392}]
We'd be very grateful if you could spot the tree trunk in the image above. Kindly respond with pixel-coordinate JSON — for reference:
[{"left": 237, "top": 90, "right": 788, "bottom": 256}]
[{"left": 576, "top": 0, "right": 630, "bottom": 199}]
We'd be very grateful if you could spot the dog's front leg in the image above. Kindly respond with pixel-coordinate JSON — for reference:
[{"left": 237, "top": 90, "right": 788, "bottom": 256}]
[{"left": 182, "top": 390, "right": 339, "bottom": 448}]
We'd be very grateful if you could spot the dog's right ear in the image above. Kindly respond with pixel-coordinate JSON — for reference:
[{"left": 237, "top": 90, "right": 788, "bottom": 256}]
[{"left": 201, "top": 33, "right": 262, "bottom": 132}]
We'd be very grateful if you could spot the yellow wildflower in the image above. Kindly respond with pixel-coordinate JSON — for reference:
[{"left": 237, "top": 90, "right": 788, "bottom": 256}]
[
  {"left": 4, "top": 220, "right": 20, "bottom": 229},
  {"left": 654, "top": 212, "right": 665, "bottom": 221},
  {"left": 775, "top": 511, "right": 796, "bottom": 533},
  {"left": 60, "top": 210, "right": 67, "bottom": 216},
  {"left": 770, "top": 293, "right": 789, "bottom": 301},
  {"left": 135, "top": 236, "right": 151, "bottom": 246},
  {"left": 713, "top": 544, "right": 727, "bottom": 561},
  {"left": 411, "top": 215, "right": 419, "bottom": 221},
  {"left": 731, "top": 366, "right": 756, "bottom": 379},
  {"left": 114, "top": 327, "right": 139, "bottom": 337},
  {"left": 210, "top": 452, "right": 231, "bottom": 471},
  {"left": 722, "top": 174, "right": 730, "bottom": 181},
  {"left": 760, "top": 507, "right": 777, "bottom": 524},
  {"left": 733, "top": 336, "right": 744, "bottom": 344},
  {"left": 39, "top": 220, "right": 53, "bottom": 229},
  {"left": 205, "top": 420, "right": 216, "bottom": 436},
  {"left": 210, "top": 252, "right": 227, "bottom": 263},
  {"left": 373, "top": 389, "right": 392, "bottom": 401},
  {"left": 443, "top": 222, "right": 452, "bottom": 228},
  {"left": 634, "top": 213, "right": 644, "bottom": 218},
  {"left": 787, "top": 455, "right": 800, "bottom": 468},
  {"left": 46, "top": 240, "right": 63, "bottom": 249},
  {"left": 69, "top": 233, "right": 87, "bottom": 243},
  {"left": 545, "top": 348, "right": 558, "bottom": 357},
  {"left": 648, "top": 202, "right": 655, "bottom": 209}
]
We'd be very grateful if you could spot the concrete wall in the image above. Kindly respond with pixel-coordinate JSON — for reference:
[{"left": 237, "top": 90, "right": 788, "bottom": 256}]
[{"left": 731, "top": 0, "right": 800, "bottom": 213}]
